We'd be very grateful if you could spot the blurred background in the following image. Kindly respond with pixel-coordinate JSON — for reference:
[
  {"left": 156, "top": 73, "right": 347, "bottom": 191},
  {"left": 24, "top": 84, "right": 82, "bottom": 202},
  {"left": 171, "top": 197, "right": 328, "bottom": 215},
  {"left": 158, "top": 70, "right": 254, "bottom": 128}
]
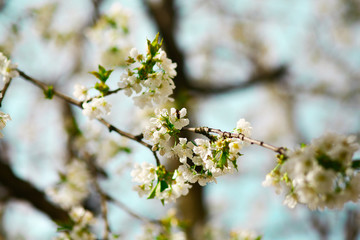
[{"left": 0, "top": 0, "right": 360, "bottom": 239}]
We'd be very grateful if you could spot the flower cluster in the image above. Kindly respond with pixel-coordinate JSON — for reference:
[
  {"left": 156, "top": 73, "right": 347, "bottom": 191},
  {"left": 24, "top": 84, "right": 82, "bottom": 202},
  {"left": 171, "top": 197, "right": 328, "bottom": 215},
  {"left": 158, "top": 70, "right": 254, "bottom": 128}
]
[
  {"left": 263, "top": 133, "right": 360, "bottom": 210},
  {"left": 175, "top": 135, "right": 245, "bottom": 187},
  {"left": 82, "top": 97, "right": 112, "bottom": 120},
  {"left": 118, "top": 34, "right": 177, "bottom": 108},
  {"left": 143, "top": 108, "right": 189, "bottom": 155},
  {"left": 0, "top": 52, "right": 18, "bottom": 84},
  {"left": 86, "top": 3, "right": 132, "bottom": 67},
  {"left": 46, "top": 160, "right": 91, "bottom": 209},
  {"left": 131, "top": 163, "right": 191, "bottom": 204},
  {"left": 137, "top": 209, "right": 186, "bottom": 240},
  {"left": 135, "top": 108, "right": 252, "bottom": 202},
  {"left": 73, "top": 84, "right": 89, "bottom": 102},
  {"left": 55, "top": 207, "right": 95, "bottom": 240},
  {"left": 234, "top": 118, "right": 252, "bottom": 138},
  {"left": 230, "top": 229, "right": 262, "bottom": 240},
  {"left": 0, "top": 111, "right": 11, "bottom": 138}
]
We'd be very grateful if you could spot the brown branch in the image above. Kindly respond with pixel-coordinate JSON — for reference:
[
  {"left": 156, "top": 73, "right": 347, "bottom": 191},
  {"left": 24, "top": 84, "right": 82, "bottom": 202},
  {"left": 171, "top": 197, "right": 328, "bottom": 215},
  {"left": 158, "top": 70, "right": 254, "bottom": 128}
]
[
  {"left": 184, "top": 127, "right": 287, "bottom": 155},
  {"left": 105, "top": 194, "right": 160, "bottom": 224},
  {"left": 0, "top": 79, "right": 12, "bottom": 107},
  {"left": 93, "top": 178, "right": 110, "bottom": 239},
  {"left": 17, "top": 69, "right": 153, "bottom": 151},
  {"left": 187, "top": 65, "right": 288, "bottom": 95},
  {"left": 97, "top": 118, "right": 152, "bottom": 150},
  {"left": 0, "top": 152, "right": 71, "bottom": 224},
  {"left": 18, "top": 70, "right": 82, "bottom": 107}
]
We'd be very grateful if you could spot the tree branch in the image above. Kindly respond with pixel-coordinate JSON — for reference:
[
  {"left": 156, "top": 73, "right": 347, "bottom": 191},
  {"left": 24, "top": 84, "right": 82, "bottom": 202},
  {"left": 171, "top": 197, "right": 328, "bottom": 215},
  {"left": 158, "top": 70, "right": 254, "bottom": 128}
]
[
  {"left": 183, "top": 126, "right": 287, "bottom": 155},
  {"left": 0, "top": 79, "right": 12, "bottom": 107},
  {"left": 17, "top": 69, "right": 153, "bottom": 151},
  {"left": 187, "top": 65, "right": 288, "bottom": 95},
  {"left": 0, "top": 151, "right": 71, "bottom": 224}
]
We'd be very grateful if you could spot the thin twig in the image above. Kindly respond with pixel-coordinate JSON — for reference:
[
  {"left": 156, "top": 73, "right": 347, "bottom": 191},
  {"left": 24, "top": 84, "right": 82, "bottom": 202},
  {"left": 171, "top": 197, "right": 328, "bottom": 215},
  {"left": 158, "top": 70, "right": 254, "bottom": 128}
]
[
  {"left": 0, "top": 78, "right": 12, "bottom": 107},
  {"left": 18, "top": 70, "right": 82, "bottom": 107},
  {"left": 17, "top": 69, "right": 154, "bottom": 151},
  {"left": 93, "top": 179, "right": 111, "bottom": 240},
  {"left": 84, "top": 88, "right": 124, "bottom": 104},
  {"left": 184, "top": 127, "right": 287, "bottom": 155},
  {"left": 106, "top": 87, "right": 123, "bottom": 95},
  {"left": 105, "top": 194, "right": 161, "bottom": 225},
  {"left": 97, "top": 118, "right": 152, "bottom": 150}
]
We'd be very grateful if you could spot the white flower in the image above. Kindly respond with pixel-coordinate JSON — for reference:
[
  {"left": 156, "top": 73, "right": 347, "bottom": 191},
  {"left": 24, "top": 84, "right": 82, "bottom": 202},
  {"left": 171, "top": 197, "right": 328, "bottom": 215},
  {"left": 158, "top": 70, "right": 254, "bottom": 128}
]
[
  {"left": 129, "top": 47, "right": 142, "bottom": 61},
  {"left": 283, "top": 193, "right": 298, "bottom": 209},
  {"left": 169, "top": 108, "right": 189, "bottom": 129},
  {"left": 131, "top": 162, "right": 156, "bottom": 185},
  {"left": 0, "top": 52, "right": 19, "bottom": 83},
  {"left": 118, "top": 46, "right": 177, "bottom": 108},
  {"left": 0, "top": 111, "right": 11, "bottom": 138},
  {"left": 229, "top": 139, "right": 242, "bottom": 155},
  {"left": 275, "top": 133, "right": 360, "bottom": 210},
  {"left": 46, "top": 160, "right": 91, "bottom": 209},
  {"left": 262, "top": 171, "right": 282, "bottom": 194},
  {"left": 82, "top": 97, "right": 111, "bottom": 120},
  {"left": 54, "top": 207, "right": 96, "bottom": 240},
  {"left": 143, "top": 108, "right": 190, "bottom": 158},
  {"left": 70, "top": 206, "right": 94, "bottom": 226},
  {"left": 73, "top": 84, "right": 89, "bottom": 101},
  {"left": 155, "top": 50, "right": 177, "bottom": 78},
  {"left": 231, "top": 229, "right": 260, "bottom": 240},
  {"left": 172, "top": 138, "right": 194, "bottom": 164},
  {"left": 131, "top": 162, "right": 156, "bottom": 197},
  {"left": 235, "top": 118, "right": 252, "bottom": 138},
  {"left": 193, "top": 139, "right": 211, "bottom": 160},
  {"left": 169, "top": 179, "right": 192, "bottom": 201}
]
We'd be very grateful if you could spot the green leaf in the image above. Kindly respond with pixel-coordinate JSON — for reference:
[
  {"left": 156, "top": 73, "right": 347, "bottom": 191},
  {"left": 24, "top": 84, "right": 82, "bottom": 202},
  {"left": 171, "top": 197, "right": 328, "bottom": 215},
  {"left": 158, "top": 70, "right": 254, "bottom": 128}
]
[
  {"left": 56, "top": 221, "right": 74, "bottom": 232},
  {"left": 160, "top": 180, "right": 168, "bottom": 192},
  {"left": 89, "top": 71, "right": 102, "bottom": 80},
  {"left": 44, "top": 85, "right": 54, "bottom": 99},
  {"left": 316, "top": 153, "right": 343, "bottom": 172},
  {"left": 98, "top": 65, "right": 106, "bottom": 74},
  {"left": 231, "top": 160, "right": 238, "bottom": 171},
  {"left": 352, "top": 160, "right": 360, "bottom": 169},
  {"left": 118, "top": 146, "right": 131, "bottom": 154},
  {"left": 217, "top": 151, "right": 229, "bottom": 170},
  {"left": 255, "top": 236, "right": 262, "bottom": 240},
  {"left": 147, "top": 33, "right": 162, "bottom": 57},
  {"left": 104, "top": 69, "right": 114, "bottom": 79},
  {"left": 94, "top": 82, "right": 109, "bottom": 95},
  {"left": 89, "top": 65, "right": 113, "bottom": 83},
  {"left": 147, "top": 181, "right": 159, "bottom": 199}
]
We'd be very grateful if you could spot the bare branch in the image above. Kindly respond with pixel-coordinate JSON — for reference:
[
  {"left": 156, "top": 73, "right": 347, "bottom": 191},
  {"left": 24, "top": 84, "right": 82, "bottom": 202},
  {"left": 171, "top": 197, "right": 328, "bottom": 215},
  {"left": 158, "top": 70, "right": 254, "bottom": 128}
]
[
  {"left": 0, "top": 79, "right": 12, "bottom": 107},
  {"left": 17, "top": 69, "right": 154, "bottom": 151},
  {"left": 184, "top": 126, "right": 287, "bottom": 155},
  {"left": 0, "top": 151, "right": 71, "bottom": 224},
  {"left": 187, "top": 65, "right": 287, "bottom": 95},
  {"left": 18, "top": 70, "right": 82, "bottom": 107},
  {"left": 105, "top": 194, "right": 160, "bottom": 225}
]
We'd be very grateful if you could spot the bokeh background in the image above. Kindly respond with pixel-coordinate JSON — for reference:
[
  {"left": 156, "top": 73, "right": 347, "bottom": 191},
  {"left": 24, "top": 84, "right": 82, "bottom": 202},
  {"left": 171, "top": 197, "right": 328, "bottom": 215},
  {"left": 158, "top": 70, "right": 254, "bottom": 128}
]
[{"left": 0, "top": 0, "right": 360, "bottom": 239}]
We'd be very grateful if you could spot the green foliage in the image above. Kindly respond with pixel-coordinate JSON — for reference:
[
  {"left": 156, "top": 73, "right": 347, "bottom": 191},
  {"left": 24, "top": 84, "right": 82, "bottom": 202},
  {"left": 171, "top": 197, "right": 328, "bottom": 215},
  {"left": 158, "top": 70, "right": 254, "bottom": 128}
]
[
  {"left": 147, "top": 181, "right": 159, "bottom": 200},
  {"left": 56, "top": 221, "right": 74, "bottom": 232},
  {"left": 316, "top": 152, "right": 343, "bottom": 172},
  {"left": 351, "top": 160, "right": 360, "bottom": 169},
  {"left": 147, "top": 32, "right": 162, "bottom": 57},
  {"left": 94, "top": 81, "right": 109, "bottom": 95},
  {"left": 89, "top": 65, "right": 113, "bottom": 83},
  {"left": 44, "top": 85, "right": 54, "bottom": 99},
  {"left": 118, "top": 146, "right": 131, "bottom": 154}
]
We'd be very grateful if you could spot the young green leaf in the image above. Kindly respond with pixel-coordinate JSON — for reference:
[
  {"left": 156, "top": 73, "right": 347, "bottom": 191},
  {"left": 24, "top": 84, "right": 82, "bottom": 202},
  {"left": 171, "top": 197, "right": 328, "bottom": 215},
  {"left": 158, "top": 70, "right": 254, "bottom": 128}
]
[{"left": 44, "top": 85, "right": 54, "bottom": 99}]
